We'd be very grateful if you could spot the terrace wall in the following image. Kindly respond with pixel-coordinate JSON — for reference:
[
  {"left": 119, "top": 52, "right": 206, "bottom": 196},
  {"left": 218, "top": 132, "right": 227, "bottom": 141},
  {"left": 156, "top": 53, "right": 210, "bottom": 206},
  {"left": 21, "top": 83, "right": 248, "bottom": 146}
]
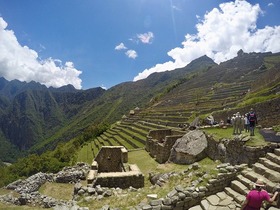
[
  {"left": 93, "top": 164, "right": 144, "bottom": 189},
  {"left": 146, "top": 129, "right": 185, "bottom": 163}
]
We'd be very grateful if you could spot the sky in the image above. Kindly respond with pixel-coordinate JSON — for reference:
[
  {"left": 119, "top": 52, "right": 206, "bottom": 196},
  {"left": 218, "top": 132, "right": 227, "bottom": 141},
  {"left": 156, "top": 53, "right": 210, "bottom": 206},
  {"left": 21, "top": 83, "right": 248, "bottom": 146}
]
[{"left": 0, "top": 0, "right": 279, "bottom": 90}]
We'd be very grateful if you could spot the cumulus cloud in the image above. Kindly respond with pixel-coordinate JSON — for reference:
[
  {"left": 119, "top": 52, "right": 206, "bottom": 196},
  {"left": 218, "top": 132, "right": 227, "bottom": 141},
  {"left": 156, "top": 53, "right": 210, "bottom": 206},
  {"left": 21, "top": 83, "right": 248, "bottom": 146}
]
[
  {"left": 115, "top": 42, "right": 127, "bottom": 50},
  {"left": 137, "top": 32, "right": 154, "bottom": 44},
  {"left": 125, "top": 50, "right": 138, "bottom": 59},
  {"left": 133, "top": 0, "right": 280, "bottom": 81},
  {"left": 0, "top": 17, "right": 82, "bottom": 89}
]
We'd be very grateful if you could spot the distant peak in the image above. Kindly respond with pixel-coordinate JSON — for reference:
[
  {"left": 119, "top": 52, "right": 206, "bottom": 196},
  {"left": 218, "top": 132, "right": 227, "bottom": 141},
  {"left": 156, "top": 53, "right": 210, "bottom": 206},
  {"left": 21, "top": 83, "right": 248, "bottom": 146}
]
[
  {"left": 188, "top": 55, "right": 216, "bottom": 66},
  {"left": 237, "top": 49, "right": 245, "bottom": 56}
]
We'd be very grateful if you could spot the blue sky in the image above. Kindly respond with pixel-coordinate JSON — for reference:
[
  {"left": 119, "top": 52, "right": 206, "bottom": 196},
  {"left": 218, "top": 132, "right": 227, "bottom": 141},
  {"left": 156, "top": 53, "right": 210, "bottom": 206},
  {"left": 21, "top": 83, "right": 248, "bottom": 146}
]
[{"left": 0, "top": 0, "right": 279, "bottom": 90}]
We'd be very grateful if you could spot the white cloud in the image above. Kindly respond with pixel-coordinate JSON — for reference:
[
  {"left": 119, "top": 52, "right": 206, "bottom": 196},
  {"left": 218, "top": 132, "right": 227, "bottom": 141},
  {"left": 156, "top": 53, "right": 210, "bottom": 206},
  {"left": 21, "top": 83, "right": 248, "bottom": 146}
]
[
  {"left": 125, "top": 50, "right": 138, "bottom": 59},
  {"left": 137, "top": 32, "right": 154, "bottom": 44},
  {"left": 0, "top": 17, "right": 82, "bottom": 89},
  {"left": 172, "top": 5, "right": 181, "bottom": 11},
  {"left": 133, "top": 0, "right": 280, "bottom": 81},
  {"left": 100, "top": 84, "right": 107, "bottom": 90},
  {"left": 115, "top": 42, "right": 127, "bottom": 50},
  {"left": 268, "top": 3, "right": 274, "bottom": 7}
]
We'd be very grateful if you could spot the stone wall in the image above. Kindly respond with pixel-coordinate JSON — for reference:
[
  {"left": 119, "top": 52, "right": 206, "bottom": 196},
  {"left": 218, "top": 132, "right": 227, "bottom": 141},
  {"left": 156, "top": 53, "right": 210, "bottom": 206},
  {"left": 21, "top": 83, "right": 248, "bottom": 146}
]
[
  {"left": 87, "top": 146, "right": 144, "bottom": 189},
  {"left": 93, "top": 164, "right": 144, "bottom": 189},
  {"left": 146, "top": 129, "right": 185, "bottom": 163},
  {"left": 94, "top": 146, "right": 127, "bottom": 172},
  {"left": 134, "top": 163, "right": 244, "bottom": 210},
  {"left": 213, "top": 97, "right": 280, "bottom": 127},
  {"left": 206, "top": 135, "right": 277, "bottom": 166}
]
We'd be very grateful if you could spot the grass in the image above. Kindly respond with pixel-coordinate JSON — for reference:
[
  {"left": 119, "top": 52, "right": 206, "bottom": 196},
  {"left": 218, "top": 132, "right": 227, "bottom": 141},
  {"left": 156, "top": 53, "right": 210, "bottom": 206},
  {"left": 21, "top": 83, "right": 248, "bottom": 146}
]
[
  {"left": 39, "top": 182, "right": 74, "bottom": 201},
  {"left": 202, "top": 126, "right": 268, "bottom": 147},
  {"left": 237, "top": 95, "right": 279, "bottom": 108},
  {"left": 0, "top": 204, "right": 45, "bottom": 210},
  {"left": 273, "top": 125, "right": 280, "bottom": 132},
  {"left": 77, "top": 142, "right": 96, "bottom": 164}
]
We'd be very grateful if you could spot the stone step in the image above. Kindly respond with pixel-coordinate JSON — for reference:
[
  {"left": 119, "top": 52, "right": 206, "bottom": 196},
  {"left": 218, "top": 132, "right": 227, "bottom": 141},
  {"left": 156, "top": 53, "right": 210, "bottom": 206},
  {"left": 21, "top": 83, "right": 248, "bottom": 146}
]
[
  {"left": 242, "top": 168, "right": 278, "bottom": 193},
  {"left": 230, "top": 180, "right": 249, "bottom": 196},
  {"left": 253, "top": 162, "right": 280, "bottom": 183},
  {"left": 236, "top": 174, "right": 253, "bottom": 190},
  {"left": 197, "top": 192, "right": 240, "bottom": 210},
  {"left": 266, "top": 152, "right": 280, "bottom": 165},
  {"left": 189, "top": 205, "right": 203, "bottom": 210},
  {"left": 224, "top": 187, "right": 245, "bottom": 205},
  {"left": 259, "top": 157, "right": 280, "bottom": 173},
  {"left": 274, "top": 148, "right": 280, "bottom": 156}
]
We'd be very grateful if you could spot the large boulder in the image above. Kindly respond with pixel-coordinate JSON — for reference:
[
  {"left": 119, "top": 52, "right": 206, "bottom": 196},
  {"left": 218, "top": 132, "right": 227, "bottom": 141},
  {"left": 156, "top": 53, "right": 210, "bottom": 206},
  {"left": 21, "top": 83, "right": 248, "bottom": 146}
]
[{"left": 169, "top": 130, "right": 208, "bottom": 164}]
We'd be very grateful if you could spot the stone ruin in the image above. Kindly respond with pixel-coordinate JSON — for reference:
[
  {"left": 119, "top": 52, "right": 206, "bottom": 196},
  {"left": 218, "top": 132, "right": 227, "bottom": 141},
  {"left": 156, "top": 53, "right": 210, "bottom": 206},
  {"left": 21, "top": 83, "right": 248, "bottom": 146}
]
[
  {"left": 146, "top": 129, "right": 209, "bottom": 165},
  {"left": 87, "top": 146, "right": 144, "bottom": 189},
  {"left": 145, "top": 129, "right": 186, "bottom": 163}
]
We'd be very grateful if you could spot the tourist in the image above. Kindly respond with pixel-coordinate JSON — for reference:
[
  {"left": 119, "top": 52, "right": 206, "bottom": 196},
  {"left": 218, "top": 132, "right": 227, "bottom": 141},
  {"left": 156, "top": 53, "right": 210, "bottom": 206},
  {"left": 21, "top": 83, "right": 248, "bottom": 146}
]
[
  {"left": 244, "top": 113, "right": 250, "bottom": 132},
  {"left": 248, "top": 108, "right": 258, "bottom": 136},
  {"left": 231, "top": 114, "right": 236, "bottom": 135},
  {"left": 241, "top": 179, "right": 279, "bottom": 210},
  {"left": 235, "top": 112, "right": 242, "bottom": 135},
  {"left": 226, "top": 116, "right": 231, "bottom": 125},
  {"left": 219, "top": 119, "right": 225, "bottom": 128}
]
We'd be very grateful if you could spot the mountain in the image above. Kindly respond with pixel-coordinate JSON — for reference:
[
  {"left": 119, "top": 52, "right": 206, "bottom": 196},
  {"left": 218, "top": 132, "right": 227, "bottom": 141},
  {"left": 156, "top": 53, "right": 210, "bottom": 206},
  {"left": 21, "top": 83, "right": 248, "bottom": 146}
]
[
  {"left": 0, "top": 79, "right": 105, "bottom": 161},
  {"left": 0, "top": 50, "right": 280, "bottom": 162}
]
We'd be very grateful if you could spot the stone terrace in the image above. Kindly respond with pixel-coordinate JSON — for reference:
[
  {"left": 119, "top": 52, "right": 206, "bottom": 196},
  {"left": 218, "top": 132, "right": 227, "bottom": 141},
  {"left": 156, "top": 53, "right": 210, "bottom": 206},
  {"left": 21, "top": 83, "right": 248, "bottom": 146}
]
[{"left": 189, "top": 148, "right": 280, "bottom": 210}]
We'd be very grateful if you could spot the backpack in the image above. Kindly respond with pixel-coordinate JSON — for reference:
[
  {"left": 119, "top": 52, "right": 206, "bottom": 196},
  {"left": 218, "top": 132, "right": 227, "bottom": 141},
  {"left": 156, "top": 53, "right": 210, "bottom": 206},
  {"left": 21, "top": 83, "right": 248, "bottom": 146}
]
[{"left": 248, "top": 112, "right": 256, "bottom": 122}]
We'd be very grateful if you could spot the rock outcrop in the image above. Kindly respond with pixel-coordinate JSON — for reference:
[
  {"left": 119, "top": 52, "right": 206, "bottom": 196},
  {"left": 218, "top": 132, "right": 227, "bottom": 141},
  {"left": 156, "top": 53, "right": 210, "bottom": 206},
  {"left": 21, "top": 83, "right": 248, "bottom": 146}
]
[{"left": 169, "top": 130, "right": 208, "bottom": 164}]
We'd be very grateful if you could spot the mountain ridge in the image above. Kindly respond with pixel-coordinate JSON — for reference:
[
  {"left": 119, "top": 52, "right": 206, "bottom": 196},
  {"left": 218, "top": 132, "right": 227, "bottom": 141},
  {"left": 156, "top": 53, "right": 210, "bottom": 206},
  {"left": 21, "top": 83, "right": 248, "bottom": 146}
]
[{"left": 0, "top": 51, "right": 279, "bottom": 162}]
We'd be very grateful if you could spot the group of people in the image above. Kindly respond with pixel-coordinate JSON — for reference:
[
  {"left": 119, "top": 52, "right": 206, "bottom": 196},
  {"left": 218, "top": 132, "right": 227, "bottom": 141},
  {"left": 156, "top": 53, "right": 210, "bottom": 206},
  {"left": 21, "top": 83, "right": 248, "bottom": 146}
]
[{"left": 228, "top": 108, "right": 258, "bottom": 136}]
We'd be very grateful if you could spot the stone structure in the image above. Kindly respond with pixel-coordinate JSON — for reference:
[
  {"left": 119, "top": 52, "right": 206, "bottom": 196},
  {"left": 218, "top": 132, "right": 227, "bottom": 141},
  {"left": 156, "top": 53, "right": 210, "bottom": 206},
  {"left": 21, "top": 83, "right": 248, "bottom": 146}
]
[
  {"left": 206, "top": 134, "right": 278, "bottom": 166},
  {"left": 145, "top": 129, "right": 186, "bottom": 163},
  {"left": 146, "top": 127, "right": 278, "bottom": 167},
  {"left": 132, "top": 163, "right": 245, "bottom": 210},
  {"left": 87, "top": 146, "right": 144, "bottom": 189},
  {"left": 1, "top": 163, "right": 90, "bottom": 209}
]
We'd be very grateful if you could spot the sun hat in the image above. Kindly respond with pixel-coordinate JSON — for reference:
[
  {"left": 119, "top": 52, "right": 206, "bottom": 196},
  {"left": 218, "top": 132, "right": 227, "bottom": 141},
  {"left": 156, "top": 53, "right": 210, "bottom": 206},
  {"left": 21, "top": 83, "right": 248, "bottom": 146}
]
[{"left": 255, "top": 179, "right": 265, "bottom": 187}]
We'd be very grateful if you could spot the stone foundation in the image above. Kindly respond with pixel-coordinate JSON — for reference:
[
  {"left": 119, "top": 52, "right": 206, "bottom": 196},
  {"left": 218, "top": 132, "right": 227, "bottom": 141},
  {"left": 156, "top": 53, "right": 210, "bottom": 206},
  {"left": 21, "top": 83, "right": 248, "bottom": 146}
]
[
  {"left": 87, "top": 146, "right": 144, "bottom": 189},
  {"left": 93, "top": 164, "right": 144, "bottom": 189}
]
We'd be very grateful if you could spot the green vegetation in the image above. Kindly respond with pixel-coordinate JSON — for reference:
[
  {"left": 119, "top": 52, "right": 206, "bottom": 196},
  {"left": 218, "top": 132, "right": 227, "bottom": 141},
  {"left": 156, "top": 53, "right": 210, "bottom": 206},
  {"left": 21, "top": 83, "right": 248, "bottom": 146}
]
[
  {"left": 237, "top": 95, "right": 279, "bottom": 107},
  {"left": 0, "top": 122, "right": 109, "bottom": 188},
  {"left": 273, "top": 125, "right": 280, "bottom": 132},
  {"left": 202, "top": 127, "right": 233, "bottom": 140},
  {"left": 264, "top": 55, "right": 280, "bottom": 69}
]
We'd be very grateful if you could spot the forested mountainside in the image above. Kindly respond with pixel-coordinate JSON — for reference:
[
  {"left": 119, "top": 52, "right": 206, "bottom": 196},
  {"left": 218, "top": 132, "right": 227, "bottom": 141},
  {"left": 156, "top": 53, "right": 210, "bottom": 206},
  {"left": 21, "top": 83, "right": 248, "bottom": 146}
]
[
  {"left": 0, "top": 80, "right": 106, "bottom": 162},
  {"left": 0, "top": 50, "right": 280, "bottom": 163}
]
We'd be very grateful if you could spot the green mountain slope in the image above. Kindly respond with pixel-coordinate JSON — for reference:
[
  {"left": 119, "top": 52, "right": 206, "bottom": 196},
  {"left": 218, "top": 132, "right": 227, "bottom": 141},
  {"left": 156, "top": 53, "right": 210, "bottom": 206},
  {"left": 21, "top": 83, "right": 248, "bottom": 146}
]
[{"left": 0, "top": 51, "right": 280, "bottom": 163}]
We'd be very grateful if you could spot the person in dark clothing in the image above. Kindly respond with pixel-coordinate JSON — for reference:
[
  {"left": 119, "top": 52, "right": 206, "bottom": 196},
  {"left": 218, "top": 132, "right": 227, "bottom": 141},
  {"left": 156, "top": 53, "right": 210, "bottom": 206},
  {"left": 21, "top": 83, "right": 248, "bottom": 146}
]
[{"left": 248, "top": 108, "right": 257, "bottom": 136}]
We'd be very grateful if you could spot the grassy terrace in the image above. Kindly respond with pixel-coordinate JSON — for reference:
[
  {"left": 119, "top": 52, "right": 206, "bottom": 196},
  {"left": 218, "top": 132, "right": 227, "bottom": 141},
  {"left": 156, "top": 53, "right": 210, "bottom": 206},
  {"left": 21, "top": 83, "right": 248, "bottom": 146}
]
[
  {"left": 202, "top": 127, "right": 268, "bottom": 147},
  {"left": 114, "top": 127, "right": 146, "bottom": 145},
  {"left": 118, "top": 123, "right": 147, "bottom": 137}
]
